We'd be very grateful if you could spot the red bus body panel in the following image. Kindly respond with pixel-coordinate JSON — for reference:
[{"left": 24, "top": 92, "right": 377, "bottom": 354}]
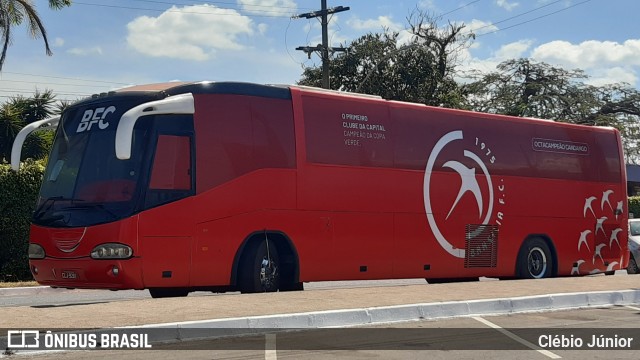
[{"left": 29, "top": 83, "right": 628, "bottom": 289}]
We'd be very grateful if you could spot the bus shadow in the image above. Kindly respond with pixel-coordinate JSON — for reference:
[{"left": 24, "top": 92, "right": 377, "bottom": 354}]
[{"left": 31, "top": 301, "right": 109, "bottom": 308}]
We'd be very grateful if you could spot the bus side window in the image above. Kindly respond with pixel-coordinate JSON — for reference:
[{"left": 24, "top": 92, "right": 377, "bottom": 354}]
[{"left": 146, "top": 134, "right": 192, "bottom": 208}]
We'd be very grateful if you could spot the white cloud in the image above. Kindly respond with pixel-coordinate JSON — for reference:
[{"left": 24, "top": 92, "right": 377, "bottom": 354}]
[
  {"left": 126, "top": 5, "right": 255, "bottom": 61},
  {"left": 67, "top": 46, "right": 103, "bottom": 56},
  {"left": 237, "top": 0, "right": 297, "bottom": 16},
  {"left": 464, "top": 19, "right": 499, "bottom": 37},
  {"left": 53, "top": 38, "right": 64, "bottom": 47},
  {"left": 418, "top": 0, "right": 437, "bottom": 11},
  {"left": 460, "top": 40, "right": 534, "bottom": 76},
  {"left": 463, "top": 38, "right": 640, "bottom": 87},
  {"left": 495, "top": 39, "right": 533, "bottom": 59},
  {"left": 531, "top": 39, "right": 640, "bottom": 69},
  {"left": 347, "top": 16, "right": 402, "bottom": 32},
  {"left": 586, "top": 67, "right": 638, "bottom": 87},
  {"left": 531, "top": 39, "right": 640, "bottom": 86},
  {"left": 496, "top": 0, "right": 519, "bottom": 11}
]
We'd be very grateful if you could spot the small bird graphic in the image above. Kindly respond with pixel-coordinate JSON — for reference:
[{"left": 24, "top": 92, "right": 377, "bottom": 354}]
[
  {"left": 571, "top": 260, "right": 585, "bottom": 275},
  {"left": 578, "top": 230, "right": 591, "bottom": 252},
  {"left": 601, "top": 190, "right": 614, "bottom": 211},
  {"left": 606, "top": 262, "right": 619, "bottom": 272},
  {"left": 595, "top": 217, "right": 607, "bottom": 237},
  {"left": 593, "top": 243, "right": 606, "bottom": 264},
  {"left": 589, "top": 269, "right": 602, "bottom": 275},
  {"left": 583, "top": 196, "right": 597, "bottom": 218},
  {"left": 609, "top": 228, "right": 622, "bottom": 249},
  {"left": 615, "top": 201, "right": 624, "bottom": 220}
]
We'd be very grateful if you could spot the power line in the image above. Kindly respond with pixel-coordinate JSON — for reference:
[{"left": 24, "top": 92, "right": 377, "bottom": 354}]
[
  {"left": 73, "top": 1, "right": 297, "bottom": 18},
  {"left": 470, "top": 0, "right": 565, "bottom": 34},
  {"left": 0, "top": 89, "right": 91, "bottom": 96},
  {"left": 1, "top": 71, "right": 131, "bottom": 86},
  {"left": 129, "top": 0, "right": 311, "bottom": 12},
  {"left": 440, "top": 0, "right": 482, "bottom": 18},
  {"left": 0, "top": 79, "right": 115, "bottom": 89},
  {"left": 478, "top": 0, "right": 593, "bottom": 37}
]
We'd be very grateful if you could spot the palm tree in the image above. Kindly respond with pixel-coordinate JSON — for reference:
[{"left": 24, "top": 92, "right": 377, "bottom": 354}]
[
  {"left": 0, "top": 90, "right": 57, "bottom": 162},
  {"left": 0, "top": 0, "right": 72, "bottom": 72}
]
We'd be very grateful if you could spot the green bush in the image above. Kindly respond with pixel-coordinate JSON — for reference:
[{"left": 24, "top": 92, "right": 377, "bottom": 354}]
[
  {"left": 0, "top": 159, "right": 45, "bottom": 281},
  {"left": 629, "top": 196, "right": 640, "bottom": 219}
]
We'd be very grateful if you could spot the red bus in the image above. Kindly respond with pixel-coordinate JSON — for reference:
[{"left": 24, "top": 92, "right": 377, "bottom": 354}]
[{"left": 12, "top": 82, "right": 628, "bottom": 298}]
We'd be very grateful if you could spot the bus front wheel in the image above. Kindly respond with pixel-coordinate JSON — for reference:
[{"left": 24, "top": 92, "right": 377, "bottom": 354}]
[
  {"left": 628, "top": 255, "right": 640, "bottom": 274},
  {"left": 517, "top": 238, "right": 553, "bottom": 279},
  {"left": 239, "top": 240, "right": 280, "bottom": 293}
]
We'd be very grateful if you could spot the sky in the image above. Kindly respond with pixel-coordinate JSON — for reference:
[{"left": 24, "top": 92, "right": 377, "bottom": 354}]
[{"left": 1, "top": 0, "right": 639, "bottom": 103}]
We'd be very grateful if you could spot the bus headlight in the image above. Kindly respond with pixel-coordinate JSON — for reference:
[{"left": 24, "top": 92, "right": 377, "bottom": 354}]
[
  {"left": 91, "top": 243, "right": 133, "bottom": 259},
  {"left": 28, "top": 244, "right": 46, "bottom": 259}
]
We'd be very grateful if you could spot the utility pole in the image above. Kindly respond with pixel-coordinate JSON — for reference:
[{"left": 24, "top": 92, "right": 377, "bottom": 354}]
[{"left": 294, "top": 1, "right": 349, "bottom": 89}]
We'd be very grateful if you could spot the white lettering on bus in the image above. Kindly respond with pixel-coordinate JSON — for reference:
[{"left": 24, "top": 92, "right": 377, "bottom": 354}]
[
  {"left": 77, "top": 106, "right": 116, "bottom": 133},
  {"left": 341, "top": 113, "right": 368, "bottom": 122}
]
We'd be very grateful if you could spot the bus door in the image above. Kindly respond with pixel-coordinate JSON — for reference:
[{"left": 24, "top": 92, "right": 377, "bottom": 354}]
[{"left": 138, "top": 115, "right": 196, "bottom": 288}]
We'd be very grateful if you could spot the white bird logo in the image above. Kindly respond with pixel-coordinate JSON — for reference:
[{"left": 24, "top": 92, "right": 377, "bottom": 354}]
[
  {"left": 609, "top": 228, "right": 622, "bottom": 249},
  {"left": 615, "top": 201, "right": 623, "bottom": 220},
  {"left": 595, "top": 217, "right": 607, "bottom": 237},
  {"left": 583, "top": 196, "right": 597, "bottom": 218},
  {"left": 443, "top": 160, "right": 483, "bottom": 220},
  {"left": 578, "top": 230, "right": 591, "bottom": 252},
  {"left": 606, "top": 262, "right": 619, "bottom": 272},
  {"left": 571, "top": 259, "right": 585, "bottom": 275},
  {"left": 593, "top": 243, "right": 606, "bottom": 264},
  {"left": 601, "top": 190, "right": 614, "bottom": 211}
]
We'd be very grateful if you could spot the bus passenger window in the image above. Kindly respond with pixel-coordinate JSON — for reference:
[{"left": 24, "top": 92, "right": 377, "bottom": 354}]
[{"left": 149, "top": 135, "right": 192, "bottom": 191}]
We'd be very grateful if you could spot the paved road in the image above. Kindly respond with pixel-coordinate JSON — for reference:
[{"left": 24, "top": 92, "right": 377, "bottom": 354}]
[
  {"left": 5, "top": 306, "right": 640, "bottom": 359},
  {"left": 0, "top": 273, "right": 637, "bottom": 329},
  {"left": 0, "top": 279, "right": 428, "bottom": 308}
]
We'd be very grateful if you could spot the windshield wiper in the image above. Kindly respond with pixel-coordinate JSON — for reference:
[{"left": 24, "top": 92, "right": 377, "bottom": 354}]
[
  {"left": 73, "top": 203, "right": 119, "bottom": 220},
  {"left": 33, "top": 196, "right": 63, "bottom": 220},
  {"left": 33, "top": 196, "right": 84, "bottom": 220}
]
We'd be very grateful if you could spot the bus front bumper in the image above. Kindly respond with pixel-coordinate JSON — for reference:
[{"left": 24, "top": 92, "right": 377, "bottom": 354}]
[{"left": 29, "top": 257, "right": 144, "bottom": 290}]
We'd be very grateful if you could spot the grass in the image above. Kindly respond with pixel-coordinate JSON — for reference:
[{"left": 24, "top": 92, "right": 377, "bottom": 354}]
[{"left": 0, "top": 280, "right": 39, "bottom": 288}]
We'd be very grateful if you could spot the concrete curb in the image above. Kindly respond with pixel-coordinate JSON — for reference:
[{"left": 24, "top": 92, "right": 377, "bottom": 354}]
[{"left": 123, "top": 289, "right": 640, "bottom": 343}]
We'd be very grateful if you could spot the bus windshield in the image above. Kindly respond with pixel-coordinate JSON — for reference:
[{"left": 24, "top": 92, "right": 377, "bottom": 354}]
[{"left": 34, "top": 98, "right": 154, "bottom": 227}]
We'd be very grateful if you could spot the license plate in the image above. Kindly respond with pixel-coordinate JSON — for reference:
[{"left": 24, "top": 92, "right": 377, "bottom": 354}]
[{"left": 61, "top": 270, "right": 77, "bottom": 280}]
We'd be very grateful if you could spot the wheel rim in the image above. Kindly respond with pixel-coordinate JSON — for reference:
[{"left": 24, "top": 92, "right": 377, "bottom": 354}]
[
  {"left": 260, "top": 256, "right": 278, "bottom": 291},
  {"left": 527, "top": 247, "right": 547, "bottom": 279}
]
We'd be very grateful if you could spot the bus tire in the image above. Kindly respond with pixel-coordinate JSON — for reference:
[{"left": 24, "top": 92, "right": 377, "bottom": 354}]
[
  {"left": 280, "top": 281, "right": 303, "bottom": 291},
  {"left": 148, "top": 287, "right": 189, "bottom": 298},
  {"left": 627, "top": 255, "right": 640, "bottom": 274},
  {"left": 517, "top": 238, "right": 553, "bottom": 279},
  {"left": 239, "top": 240, "right": 280, "bottom": 293}
]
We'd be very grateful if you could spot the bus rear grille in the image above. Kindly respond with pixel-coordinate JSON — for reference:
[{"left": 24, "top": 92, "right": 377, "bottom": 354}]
[
  {"left": 464, "top": 224, "right": 498, "bottom": 268},
  {"left": 51, "top": 228, "right": 86, "bottom": 253}
]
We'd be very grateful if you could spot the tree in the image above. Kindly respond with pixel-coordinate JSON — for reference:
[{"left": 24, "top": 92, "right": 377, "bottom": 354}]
[
  {"left": 463, "top": 58, "right": 640, "bottom": 163},
  {"left": 0, "top": 89, "right": 58, "bottom": 162},
  {"left": 298, "top": 10, "right": 473, "bottom": 108},
  {"left": 463, "top": 59, "right": 590, "bottom": 119},
  {"left": 0, "top": 0, "right": 72, "bottom": 72}
]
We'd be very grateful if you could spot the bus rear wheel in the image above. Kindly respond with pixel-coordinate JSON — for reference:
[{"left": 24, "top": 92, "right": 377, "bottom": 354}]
[
  {"left": 517, "top": 238, "right": 553, "bottom": 279},
  {"left": 239, "top": 240, "right": 280, "bottom": 293}
]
